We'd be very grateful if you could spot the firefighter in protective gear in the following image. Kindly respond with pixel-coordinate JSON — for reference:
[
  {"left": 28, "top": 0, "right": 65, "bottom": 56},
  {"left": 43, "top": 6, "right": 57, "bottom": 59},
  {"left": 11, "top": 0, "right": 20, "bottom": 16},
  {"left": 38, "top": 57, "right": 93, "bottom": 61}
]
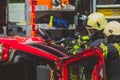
[
  {"left": 73, "top": 12, "right": 108, "bottom": 52},
  {"left": 84, "top": 12, "right": 108, "bottom": 49},
  {"left": 103, "top": 21, "right": 120, "bottom": 80},
  {"left": 103, "top": 21, "right": 120, "bottom": 37},
  {"left": 87, "top": 12, "right": 108, "bottom": 31},
  {"left": 86, "top": 12, "right": 108, "bottom": 42},
  {"left": 85, "top": 12, "right": 108, "bottom": 80},
  {"left": 87, "top": 20, "right": 120, "bottom": 80},
  {"left": 85, "top": 12, "right": 108, "bottom": 72}
]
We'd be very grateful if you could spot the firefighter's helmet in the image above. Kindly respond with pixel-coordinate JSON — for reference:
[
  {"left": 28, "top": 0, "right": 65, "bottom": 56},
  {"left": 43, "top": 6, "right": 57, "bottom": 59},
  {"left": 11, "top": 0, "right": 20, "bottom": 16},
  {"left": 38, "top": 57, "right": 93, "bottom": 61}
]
[
  {"left": 103, "top": 21, "right": 120, "bottom": 37},
  {"left": 86, "top": 12, "right": 108, "bottom": 30}
]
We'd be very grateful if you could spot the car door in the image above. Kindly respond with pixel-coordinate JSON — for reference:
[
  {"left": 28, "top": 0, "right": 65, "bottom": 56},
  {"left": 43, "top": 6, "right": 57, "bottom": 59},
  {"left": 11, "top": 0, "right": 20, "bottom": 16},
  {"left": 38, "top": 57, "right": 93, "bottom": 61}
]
[{"left": 58, "top": 47, "right": 106, "bottom": 80}]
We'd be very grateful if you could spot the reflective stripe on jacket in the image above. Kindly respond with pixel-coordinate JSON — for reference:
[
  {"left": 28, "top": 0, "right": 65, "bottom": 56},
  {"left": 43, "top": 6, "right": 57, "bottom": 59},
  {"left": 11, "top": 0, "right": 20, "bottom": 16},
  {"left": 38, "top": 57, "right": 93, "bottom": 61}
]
[
  {"left": 100, "top": 43, "right": 108, "bottom": 58},
  {"left": 113, "top": 43, "right": 120, "bottom": 56}
]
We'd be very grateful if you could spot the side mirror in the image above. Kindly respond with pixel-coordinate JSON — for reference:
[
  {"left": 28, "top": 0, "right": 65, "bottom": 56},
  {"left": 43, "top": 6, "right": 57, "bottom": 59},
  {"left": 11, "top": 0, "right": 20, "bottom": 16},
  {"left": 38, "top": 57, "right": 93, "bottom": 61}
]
[{"left": 36, "top": 65, "right": 51, "bottom": 80}]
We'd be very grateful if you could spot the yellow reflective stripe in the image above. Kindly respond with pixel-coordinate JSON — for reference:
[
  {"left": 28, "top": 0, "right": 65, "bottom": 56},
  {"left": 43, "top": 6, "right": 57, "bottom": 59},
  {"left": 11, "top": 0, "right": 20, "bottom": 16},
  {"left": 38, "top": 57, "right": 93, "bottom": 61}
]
[
  {"left": 113, "top": 43, "right": 120, "bottom": 56},
  {"left": 70, "top": 73, "right": 77, "bottom": 80},
  {"left": 100, "top": 43, "right": 108, "bottom": 58}
]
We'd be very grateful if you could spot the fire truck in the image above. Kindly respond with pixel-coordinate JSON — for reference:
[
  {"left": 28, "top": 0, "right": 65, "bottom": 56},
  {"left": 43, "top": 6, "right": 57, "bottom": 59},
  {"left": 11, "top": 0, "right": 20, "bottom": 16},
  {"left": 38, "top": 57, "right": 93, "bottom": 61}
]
[{"left": 0, "top": 0, "right": 106, "bottom": 80}]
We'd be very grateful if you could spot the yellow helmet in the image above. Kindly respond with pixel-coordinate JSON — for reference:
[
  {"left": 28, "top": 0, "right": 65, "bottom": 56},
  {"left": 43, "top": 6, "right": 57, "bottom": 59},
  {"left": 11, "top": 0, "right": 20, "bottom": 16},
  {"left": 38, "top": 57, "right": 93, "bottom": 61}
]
[
  {"left": 87, "top": 12, "right": 108, "bottom": 30},
  {"left": 103, "top": 21, "right": 120, "bottom": 37}
]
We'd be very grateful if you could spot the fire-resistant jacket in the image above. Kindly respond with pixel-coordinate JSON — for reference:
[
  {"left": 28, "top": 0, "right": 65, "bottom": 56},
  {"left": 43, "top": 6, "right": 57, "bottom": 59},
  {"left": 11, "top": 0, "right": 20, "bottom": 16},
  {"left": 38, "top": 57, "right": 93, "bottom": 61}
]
[{"left": 89, "top": 38, "right": 120, "bottom": 80}]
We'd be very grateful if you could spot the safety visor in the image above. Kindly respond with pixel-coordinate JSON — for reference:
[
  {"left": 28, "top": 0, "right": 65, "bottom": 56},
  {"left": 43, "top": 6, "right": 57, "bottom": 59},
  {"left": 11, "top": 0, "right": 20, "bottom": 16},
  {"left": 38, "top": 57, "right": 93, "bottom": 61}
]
[{"left": 85, "top": 25, "right": 96, "bottom": 35}]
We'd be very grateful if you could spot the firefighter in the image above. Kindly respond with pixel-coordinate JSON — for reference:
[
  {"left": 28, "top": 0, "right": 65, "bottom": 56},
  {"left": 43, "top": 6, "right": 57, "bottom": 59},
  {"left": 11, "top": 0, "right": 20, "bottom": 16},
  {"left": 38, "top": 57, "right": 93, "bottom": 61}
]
[
  {"left": 66, "top": 12, "right": 108, "bottom": 54},
  {"left": 84, "top": 12, "right": 108, "bottom": 79},
  {"left": 103, "top": 21, "right": 120, "bottom": 80},
  {"left": 83, "top": 12, "right": 108, "bottom": 49},
  {"left": 86, "top": 12, "right": 108, "bottom": 43},
  {"left": 85, "top": 12, "right": 120, "bottom": 80}
]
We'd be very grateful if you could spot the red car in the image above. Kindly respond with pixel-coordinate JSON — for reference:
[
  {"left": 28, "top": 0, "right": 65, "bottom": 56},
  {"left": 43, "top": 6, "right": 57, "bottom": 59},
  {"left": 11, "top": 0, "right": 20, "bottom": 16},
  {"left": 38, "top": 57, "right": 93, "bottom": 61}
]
[
  {"left": 0, "top": 36, "right": 106, "bottom": 80},
  {"left": 0, "top": 29, "right": 106, "bottom": 80}
]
